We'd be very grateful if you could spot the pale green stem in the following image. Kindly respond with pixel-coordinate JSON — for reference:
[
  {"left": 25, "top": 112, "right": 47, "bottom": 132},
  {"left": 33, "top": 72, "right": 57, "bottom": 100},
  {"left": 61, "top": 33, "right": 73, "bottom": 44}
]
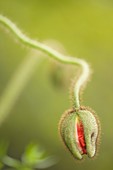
[
  {"left": 0, "top": 50, "right": 44, "bottom": 124},
  {"left": 0, "top": 15, "right": 90, "bottom": 108}
]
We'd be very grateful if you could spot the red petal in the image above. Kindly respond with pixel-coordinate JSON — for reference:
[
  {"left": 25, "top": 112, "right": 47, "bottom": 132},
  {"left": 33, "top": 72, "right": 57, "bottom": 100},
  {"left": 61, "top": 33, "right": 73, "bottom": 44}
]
[{"left": 77, "top": 119, "right": 87, "bottom": 154}]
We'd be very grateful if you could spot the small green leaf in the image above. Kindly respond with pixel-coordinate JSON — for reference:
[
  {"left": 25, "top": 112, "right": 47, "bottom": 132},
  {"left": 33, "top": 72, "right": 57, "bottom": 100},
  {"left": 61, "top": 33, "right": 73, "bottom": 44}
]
[
  {"left": 3, "top": 156, "right": 21, "bottom": 168},
  {"left": 35, "top": 156, "right": 58, "bottom": 169},
  {"left": 22, "top": 143, "right": 45, "bottom": 167}
]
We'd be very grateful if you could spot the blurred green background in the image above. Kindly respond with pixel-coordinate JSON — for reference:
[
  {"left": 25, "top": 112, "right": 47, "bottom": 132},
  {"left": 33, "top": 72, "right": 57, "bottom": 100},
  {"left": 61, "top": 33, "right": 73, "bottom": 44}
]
[{"left": 0, "top": 0, "right": 113, "bottom": 169}]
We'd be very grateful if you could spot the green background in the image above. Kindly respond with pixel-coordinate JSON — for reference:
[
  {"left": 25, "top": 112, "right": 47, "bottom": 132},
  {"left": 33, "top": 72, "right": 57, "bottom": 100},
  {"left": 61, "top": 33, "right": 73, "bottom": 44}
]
[{"left": 0, "top": 0, "right": 113, "bottom": 169}]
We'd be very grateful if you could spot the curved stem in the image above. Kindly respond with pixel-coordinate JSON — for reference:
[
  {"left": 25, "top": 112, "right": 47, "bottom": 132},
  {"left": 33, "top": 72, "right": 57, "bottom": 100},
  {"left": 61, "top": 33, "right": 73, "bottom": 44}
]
[{"left": 0, "top": 15, "right": 90, "bottom": 108}]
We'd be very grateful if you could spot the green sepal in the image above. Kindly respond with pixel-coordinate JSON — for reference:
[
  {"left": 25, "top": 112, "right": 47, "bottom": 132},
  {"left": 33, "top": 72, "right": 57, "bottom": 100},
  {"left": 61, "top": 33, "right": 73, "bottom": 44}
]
[{"left": 59, "top": 109, "right": 82, "bottom": 160}]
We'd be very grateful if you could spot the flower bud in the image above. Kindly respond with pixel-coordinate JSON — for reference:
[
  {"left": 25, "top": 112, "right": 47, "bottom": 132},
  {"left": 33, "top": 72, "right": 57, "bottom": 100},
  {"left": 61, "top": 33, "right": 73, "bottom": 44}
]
[{"left": 59, "top": 107, "right": 100, "bottom": 160}]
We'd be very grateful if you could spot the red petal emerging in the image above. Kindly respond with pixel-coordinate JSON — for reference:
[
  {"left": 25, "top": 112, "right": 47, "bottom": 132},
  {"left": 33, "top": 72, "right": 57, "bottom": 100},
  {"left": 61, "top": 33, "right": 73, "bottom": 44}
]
[{"left": 77, "top": 119, "right": 87, "bottom": 154}]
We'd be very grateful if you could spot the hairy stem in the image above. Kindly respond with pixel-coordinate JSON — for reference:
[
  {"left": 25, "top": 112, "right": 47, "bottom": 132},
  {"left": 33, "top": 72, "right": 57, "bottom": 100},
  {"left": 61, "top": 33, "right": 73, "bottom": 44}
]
[
  {"left": 0, "top": 15, "right": 90, "bottom": 108},
  {"left": 0, "top": 50, "right": 44, "bottom": 124}
]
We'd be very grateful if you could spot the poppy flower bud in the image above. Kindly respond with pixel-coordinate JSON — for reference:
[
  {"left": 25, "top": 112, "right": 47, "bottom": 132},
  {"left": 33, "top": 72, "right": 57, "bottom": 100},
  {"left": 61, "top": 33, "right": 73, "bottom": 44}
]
[{"left": 59, "top": 107, "right": 100, "bottom": 160}]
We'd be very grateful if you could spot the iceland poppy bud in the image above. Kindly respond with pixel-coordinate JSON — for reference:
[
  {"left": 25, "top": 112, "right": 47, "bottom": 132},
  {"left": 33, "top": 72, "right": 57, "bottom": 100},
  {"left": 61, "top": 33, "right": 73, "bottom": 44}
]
[
  {"left": 59, "top": 107, "right": 100, "bottom": 160},
  {"left": 0, "top": 15, "right": 101, "bottom": 161}
]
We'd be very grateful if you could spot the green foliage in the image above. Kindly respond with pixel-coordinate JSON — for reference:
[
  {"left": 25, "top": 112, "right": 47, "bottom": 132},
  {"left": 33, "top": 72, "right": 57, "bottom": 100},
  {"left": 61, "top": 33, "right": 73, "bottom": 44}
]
[{"left": 0, "top": 142, "right": 57, "bottom": 170}]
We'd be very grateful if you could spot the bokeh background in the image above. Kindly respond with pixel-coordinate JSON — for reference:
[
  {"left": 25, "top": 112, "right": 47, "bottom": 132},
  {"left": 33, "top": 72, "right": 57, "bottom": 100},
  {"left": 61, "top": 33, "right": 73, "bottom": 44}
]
[{"left": 0, "top": 0, "right": 113, "bottom": 169}]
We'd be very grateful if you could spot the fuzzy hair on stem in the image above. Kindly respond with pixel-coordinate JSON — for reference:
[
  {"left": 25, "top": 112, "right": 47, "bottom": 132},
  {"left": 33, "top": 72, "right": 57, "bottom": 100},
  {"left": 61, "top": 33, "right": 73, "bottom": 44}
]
[
  {"left": 0, "top": 15, "right": 100, "bottom": 160},
  {"left": 0, "top": 15, "right": 90, "bottom": 109}
]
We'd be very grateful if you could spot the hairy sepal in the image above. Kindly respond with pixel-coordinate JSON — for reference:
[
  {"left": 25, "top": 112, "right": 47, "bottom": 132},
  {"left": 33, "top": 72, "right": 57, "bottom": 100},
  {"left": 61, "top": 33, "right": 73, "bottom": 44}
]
[
  {"left": 59, "top": 109, "right": 83, "bottom": 160},
  {"left": 59, "top": 107, "right": 99, "bottom": 160}
]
